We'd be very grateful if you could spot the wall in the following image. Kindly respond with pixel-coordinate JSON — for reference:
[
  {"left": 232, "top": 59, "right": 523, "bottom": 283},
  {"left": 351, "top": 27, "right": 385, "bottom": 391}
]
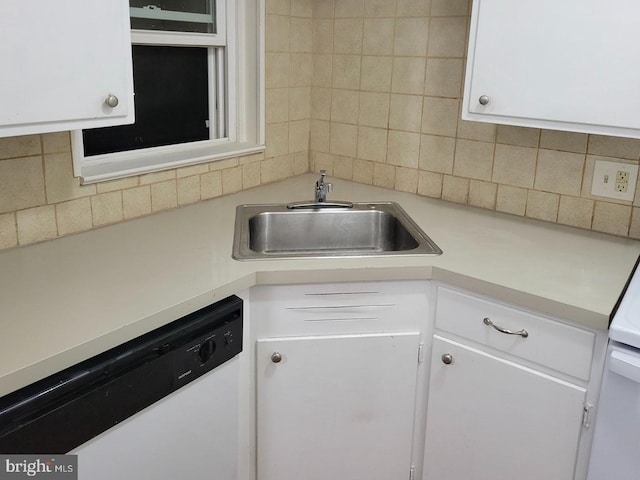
[
  {"left": 2, "top": 0, "right": 640, "bottom": 253},
  {"left": 308, "top": 0, "right": 640, "bottom": 239},
  {"left": 0, "top": 0, "right": 311, "bottom": 252}
]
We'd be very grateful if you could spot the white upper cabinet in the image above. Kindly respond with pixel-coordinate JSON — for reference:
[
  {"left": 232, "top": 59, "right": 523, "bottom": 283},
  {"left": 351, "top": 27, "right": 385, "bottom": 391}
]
[
  {"left": 463, "top": 0, "right": 640, "bottom": 138},
  {"left": 0, "top": 0, "right": 134, "bottom": 138}
]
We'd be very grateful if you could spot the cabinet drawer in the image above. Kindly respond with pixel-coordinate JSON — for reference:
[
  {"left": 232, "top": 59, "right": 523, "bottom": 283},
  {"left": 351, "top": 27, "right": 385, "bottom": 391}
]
[
  {"left": 250, "top": 281, "right": 429, "bottom": 336},
  {"left": 435, "top": 286, "right": 595, "bottom": 381}
]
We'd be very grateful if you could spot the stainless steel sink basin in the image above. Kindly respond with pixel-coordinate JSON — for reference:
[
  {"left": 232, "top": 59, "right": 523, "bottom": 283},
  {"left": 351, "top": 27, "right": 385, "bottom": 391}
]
[{"left": 232, "top": 202, "right": 442, "bottom": 260}]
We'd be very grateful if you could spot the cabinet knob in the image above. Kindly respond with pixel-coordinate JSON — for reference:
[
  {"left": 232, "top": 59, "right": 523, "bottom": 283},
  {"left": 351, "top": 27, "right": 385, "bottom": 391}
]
[
  {"left": 478, "top": 95, "right": 490, "bottom": 106},
  {"left": 441, "top": 353, "right": 453, "bottom": 365},
  {"left": 104, "top": 94, "right": 119, "bottom": 108},
  {"left": 271, "top": 352, "right": 282, "bottom": 363}
]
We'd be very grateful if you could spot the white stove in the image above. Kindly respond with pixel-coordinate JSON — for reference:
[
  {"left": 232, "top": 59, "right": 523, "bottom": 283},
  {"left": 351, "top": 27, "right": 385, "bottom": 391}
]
[
  {"left": 587, "top": 257, "right": 640, "bottom": 480},
  {"left": 608, "top": 268, "right": 640, "bottom": 348}
]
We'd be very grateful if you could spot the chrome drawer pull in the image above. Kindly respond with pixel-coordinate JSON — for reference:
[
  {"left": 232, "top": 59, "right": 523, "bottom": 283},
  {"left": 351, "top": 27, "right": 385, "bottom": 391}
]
[{"left": 483, "top": 317, "right": 529, "bottom": 338}]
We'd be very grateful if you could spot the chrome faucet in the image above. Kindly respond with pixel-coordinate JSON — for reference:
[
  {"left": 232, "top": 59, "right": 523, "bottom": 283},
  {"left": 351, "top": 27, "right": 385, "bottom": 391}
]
[
  {"left": 287, "top": 170, "right": 351, "bottom": 209},
  {"left": 315, "top": 170, "right": 332, "bottom": 203}
]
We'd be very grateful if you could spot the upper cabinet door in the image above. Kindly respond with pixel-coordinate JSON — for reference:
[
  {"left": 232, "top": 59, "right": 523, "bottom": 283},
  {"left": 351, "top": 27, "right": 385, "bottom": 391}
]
[
  {"left": 463, "top": 0, "right": 640, "bottom": 138},
  {"left": 0, "top": 0, "right": 134, "bottom": 138}
]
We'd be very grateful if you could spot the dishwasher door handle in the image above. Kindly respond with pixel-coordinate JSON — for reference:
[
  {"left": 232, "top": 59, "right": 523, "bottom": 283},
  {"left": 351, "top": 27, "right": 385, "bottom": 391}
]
[{"left": 610, "top": 349, "right": 640, "bottom": 384}]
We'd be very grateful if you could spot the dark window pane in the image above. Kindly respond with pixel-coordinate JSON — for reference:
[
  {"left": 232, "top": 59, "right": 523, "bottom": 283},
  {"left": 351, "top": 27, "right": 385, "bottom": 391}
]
[
  {"left": 130, "top": 18, "right": 212, "bottom": 33},
  {"left": 83, "top": 45, "right": 210, "bottom": 157}
]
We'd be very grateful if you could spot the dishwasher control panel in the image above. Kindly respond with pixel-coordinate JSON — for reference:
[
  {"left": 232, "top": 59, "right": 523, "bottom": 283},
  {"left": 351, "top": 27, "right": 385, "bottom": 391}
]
[{"left": 176, "top": 310, "right": 243, "bottom": 387}]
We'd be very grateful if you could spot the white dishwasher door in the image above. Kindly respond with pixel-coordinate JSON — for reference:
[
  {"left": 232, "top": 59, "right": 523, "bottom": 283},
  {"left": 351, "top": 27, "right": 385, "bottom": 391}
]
[
  {"left": 72, "top": 358, "right": 239, "bottom": 480},
  {"left": 587, "top": 342, "right": 640, "bottom": 480}
]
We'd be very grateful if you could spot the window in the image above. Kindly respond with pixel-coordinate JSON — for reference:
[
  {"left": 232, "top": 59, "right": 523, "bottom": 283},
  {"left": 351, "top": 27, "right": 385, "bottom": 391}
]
[{"left": 72, "top": 0, "right": 264, "bottom": 184}]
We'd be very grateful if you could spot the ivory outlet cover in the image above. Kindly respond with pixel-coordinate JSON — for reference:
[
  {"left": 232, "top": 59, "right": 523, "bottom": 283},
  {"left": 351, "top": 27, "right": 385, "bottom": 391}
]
[{"left": 591, "top": 160, "right": 638, "bottom": 201}]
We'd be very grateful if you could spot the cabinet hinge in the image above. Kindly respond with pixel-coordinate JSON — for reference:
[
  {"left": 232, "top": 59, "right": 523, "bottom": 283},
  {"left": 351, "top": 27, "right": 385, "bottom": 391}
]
[
  {"left": 418, "top": 343, "right": 425, "bottom": 364},
  {"left": 409, "top": 465, "right": 416, "bottom": 480},
  {"left": 582, "top": 402, "right": 594, "bottom": 428}
]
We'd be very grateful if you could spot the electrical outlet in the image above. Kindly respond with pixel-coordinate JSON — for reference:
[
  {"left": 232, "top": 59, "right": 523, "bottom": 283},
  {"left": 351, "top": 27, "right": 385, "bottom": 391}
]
[
  {"left": 591, "top": 160, "right": 638, "bottom": 201},
  {"left": 615, "top": 170, "right": 629, "bottom": 192}
]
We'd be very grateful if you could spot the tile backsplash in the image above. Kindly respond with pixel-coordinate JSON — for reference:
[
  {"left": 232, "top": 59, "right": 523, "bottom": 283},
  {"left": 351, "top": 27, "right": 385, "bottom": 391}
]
[
  {"left": 0, "top": 132, "right": 309, "bottom": 251},
  {"left": 0, "top": 0, "right": 312, "bottom": 251},
  {"left": 1, "top": 0, "right": 640, "bottom": 252},
  {"left": 308, "top": 0, "right": 640, "bottom": 240}
]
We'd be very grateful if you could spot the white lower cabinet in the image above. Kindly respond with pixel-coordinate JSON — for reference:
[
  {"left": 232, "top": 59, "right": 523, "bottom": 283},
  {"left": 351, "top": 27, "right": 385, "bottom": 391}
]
[
  {"left": 256, "top": 332, "right": 420, "bottom": 480},
  {"left": 423, "top": 286, "right": 605, "bottom": 480},
  {"left": 245, "top": 282, "right": 605, "bottom": 480},
  {"left": 424, "top": 335, "right": 586, "bottom": 480},
  {"left": 250, "top": 281, "right": 431, "bottom": 480}
]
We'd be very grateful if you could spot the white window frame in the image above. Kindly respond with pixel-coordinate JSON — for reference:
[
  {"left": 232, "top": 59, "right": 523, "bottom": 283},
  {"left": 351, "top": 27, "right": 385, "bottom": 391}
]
[{"left": 71, "top": 0, "right": 264, "bottom": 184}]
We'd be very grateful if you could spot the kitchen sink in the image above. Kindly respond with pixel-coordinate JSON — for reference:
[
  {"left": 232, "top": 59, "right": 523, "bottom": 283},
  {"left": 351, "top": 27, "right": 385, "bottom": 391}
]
[{"left": 232, "top": 202, "right": 442, "bottom": 260}]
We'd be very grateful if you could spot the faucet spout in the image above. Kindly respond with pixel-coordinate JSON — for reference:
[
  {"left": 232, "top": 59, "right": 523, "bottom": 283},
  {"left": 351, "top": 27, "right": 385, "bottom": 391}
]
[
  {"left": 315, "top": 170, "right": 332, "bottom": 202},
  {"left": 287, "top": 171, "right": 349, "bottom": 209}
]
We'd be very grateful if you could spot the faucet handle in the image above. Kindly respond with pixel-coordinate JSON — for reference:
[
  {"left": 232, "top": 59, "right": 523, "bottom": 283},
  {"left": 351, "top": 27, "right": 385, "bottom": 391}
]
[{"left": 326, "top": 182, "right": 333, "bottom": 193}]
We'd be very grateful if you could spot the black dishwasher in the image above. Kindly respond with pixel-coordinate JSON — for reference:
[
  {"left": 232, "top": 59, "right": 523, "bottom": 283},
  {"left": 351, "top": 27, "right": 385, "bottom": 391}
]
[{"left": 0, "top": 295, "right": 243, "bottom": 455}]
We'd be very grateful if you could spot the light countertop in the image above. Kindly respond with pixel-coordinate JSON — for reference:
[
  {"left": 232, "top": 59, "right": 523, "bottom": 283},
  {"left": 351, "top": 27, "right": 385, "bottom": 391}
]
[{"left": 1, "top": 174, "right": 639, "bottom": 396}]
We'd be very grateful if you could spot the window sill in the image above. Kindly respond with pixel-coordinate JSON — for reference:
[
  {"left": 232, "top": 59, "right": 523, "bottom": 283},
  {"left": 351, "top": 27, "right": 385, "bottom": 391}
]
[{"left": 72, "top": 140, "right": 265, "bottom": 184}]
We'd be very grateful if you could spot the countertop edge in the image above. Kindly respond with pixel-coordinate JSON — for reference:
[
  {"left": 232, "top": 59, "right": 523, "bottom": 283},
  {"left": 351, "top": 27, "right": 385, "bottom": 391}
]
[{"left": 1, "top": 263, "right": 613, "bottom": 397}]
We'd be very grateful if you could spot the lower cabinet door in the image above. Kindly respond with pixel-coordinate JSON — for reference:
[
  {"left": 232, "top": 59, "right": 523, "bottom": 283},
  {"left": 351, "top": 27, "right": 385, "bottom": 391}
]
[
  {"left": 256, "top": 332, "right": 420, "bottom": 480},
  {"left": 424, "top": 335, "right": 586, "bottom": 480}
]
